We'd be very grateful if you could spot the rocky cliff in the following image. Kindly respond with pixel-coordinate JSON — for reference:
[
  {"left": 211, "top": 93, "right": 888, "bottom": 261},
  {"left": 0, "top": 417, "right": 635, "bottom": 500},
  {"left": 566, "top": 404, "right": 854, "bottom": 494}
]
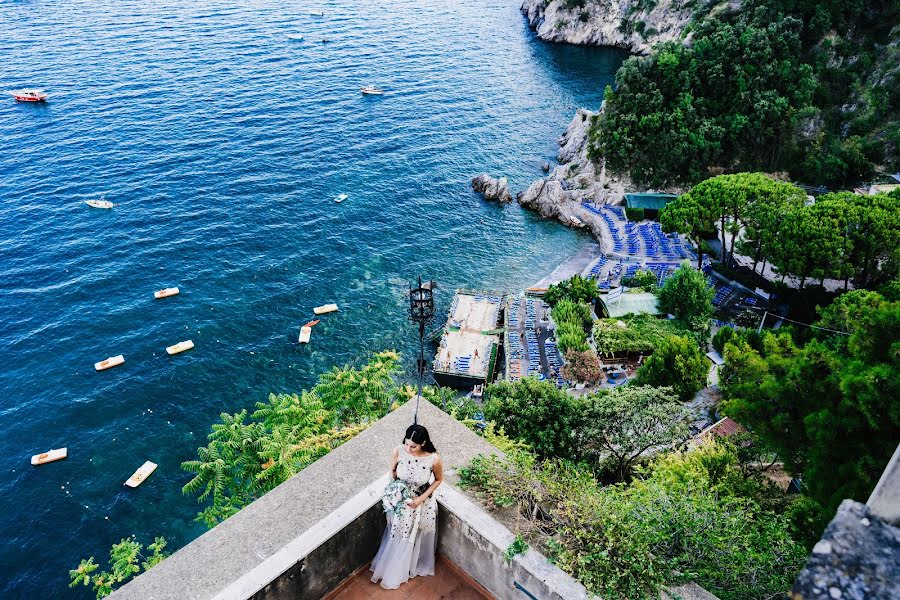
[
  {"left": 521, "top": 0, "right": 698, "bottom": 55},
  {"left": 517, "top": 108, "right": 629, "bottom": 239}
]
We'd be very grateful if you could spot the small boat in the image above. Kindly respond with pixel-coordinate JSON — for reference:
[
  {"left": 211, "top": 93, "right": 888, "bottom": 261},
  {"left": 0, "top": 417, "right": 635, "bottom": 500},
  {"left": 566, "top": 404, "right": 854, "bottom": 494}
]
[
  {"left": 298, "top": 326, "right": 312, "bottom": 344},
  {"left": 31, "top": 447, "right": 67, "bottom": 466},
  {"left": 9, "top": 89, "right": 48, "bottom": 102},
  {"left": 335, "top": 193, "right": 348, "bottom": 203},
  {"left": 303, "top": 319, "right": 320, "bottom": 327},
  {"left": 95, "top": 355, "right": 125, "bottom": 371},
  {"left": 360, "top": 85, "right": 384, "bottom": 95},
  {"left": 309, "top": 10, "right": 324, "bottom": 16},
  {"left": 85, "top": 198, "right": 115, "bottom": 209},
  {"left": 154, "top": 287, "right": 180, "bottom": 299},
  {"left": 166, "top": 339, "right": 194, "bottom": 355},
  {"left": 321, "top": 38, "right": 330, "bottom": 43},
  {"left": 287, "top": 34, "right": 304, "bottom": 41},
  {"left": 313, "top": 303, "right": 338, "bottom": 315},
  {"left": 125, "top": 461, "right": 157, "bottom": 487}
]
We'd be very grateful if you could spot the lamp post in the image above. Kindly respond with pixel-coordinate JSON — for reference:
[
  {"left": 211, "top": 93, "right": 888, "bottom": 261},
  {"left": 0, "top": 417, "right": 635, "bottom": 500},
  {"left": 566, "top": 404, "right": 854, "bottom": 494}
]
[{"left": 409, "top": 275, "right": 435, "bottom": 424}]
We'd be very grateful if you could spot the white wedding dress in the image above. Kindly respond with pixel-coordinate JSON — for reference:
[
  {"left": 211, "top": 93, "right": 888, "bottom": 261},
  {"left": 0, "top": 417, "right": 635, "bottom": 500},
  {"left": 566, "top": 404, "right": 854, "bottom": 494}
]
[{"left": 370, "top": 445, "right": 438, "bottom": 589}]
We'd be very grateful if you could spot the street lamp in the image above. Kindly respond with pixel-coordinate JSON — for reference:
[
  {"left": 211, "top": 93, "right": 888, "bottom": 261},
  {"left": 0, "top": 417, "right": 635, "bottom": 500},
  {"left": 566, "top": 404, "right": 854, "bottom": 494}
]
[{"left": 409, "top": 276, "right": 436, "bottom": 423}]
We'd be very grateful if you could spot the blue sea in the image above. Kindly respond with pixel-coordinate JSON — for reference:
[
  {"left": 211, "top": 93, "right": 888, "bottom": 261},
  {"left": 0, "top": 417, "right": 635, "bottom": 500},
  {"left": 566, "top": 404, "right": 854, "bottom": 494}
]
[{"left": 0, "top": 1, "right": 624, "bottom": 596}]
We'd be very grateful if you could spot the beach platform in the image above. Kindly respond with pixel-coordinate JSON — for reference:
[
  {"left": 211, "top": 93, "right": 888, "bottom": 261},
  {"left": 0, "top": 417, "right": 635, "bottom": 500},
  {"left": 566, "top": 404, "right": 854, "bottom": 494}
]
[{"left": 432, "top": 290, "right": 504, "bottom": 389}]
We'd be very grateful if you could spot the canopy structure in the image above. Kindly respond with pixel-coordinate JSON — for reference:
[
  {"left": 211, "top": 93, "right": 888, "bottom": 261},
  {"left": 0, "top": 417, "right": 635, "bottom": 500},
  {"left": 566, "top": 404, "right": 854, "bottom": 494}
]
[{"left": 599, "top": 291, "right": 660, "bottom": 318}]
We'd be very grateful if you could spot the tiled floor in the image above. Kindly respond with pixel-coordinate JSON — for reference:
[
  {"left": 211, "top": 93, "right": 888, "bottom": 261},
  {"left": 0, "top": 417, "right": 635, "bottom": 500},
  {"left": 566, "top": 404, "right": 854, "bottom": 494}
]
[{"left": 327, "top": 557, "right": 492, "bottom": 600}]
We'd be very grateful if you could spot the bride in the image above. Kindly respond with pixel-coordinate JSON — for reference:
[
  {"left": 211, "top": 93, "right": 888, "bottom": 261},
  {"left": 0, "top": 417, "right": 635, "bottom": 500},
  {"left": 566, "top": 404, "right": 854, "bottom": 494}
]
[{"left": 371, "top": 424, "right": 444, "bottom": 589}]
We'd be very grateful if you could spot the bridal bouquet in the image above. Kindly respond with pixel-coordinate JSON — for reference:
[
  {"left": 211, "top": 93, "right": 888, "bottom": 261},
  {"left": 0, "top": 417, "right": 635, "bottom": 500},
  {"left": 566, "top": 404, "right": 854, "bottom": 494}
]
[{"left": 382, "top": 479, "right": 412, "bottom": 517}]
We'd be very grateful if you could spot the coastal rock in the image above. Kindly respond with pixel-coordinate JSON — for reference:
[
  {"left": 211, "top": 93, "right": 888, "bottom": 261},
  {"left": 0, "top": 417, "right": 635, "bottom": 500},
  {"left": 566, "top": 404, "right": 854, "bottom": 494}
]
[
  {"left": 471, "top": 173, "right": 513, "bottom": 202},
  {"left": 517, "top": 108, "right": 628, "bottom": 242},
  {"left": 520, "top": 0, "right": 700, "bottom": 55},
  {"left": 541, "top": 161, "right": 551, "bottom": 172}
]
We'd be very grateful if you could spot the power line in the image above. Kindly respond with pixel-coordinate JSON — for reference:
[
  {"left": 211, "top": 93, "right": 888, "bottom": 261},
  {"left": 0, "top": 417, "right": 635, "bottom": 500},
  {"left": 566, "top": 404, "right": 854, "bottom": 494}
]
[{"left": 768, "top": 313, "right": 852, "bottom": 336}]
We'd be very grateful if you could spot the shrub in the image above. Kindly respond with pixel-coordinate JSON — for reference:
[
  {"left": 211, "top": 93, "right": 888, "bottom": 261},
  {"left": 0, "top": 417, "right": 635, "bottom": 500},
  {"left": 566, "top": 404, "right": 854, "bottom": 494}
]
[
  {"left": 625, "top": 206, "right": 645, "bottom": 221},
  {"left": 562, "top": 348, "right": 601, "bottom": 384},
  {"left": 483, "top": 378, "right": 584, "bottom": 458},
  {"left": 634, "top": 334, "right": 708, "bottom": 401}
]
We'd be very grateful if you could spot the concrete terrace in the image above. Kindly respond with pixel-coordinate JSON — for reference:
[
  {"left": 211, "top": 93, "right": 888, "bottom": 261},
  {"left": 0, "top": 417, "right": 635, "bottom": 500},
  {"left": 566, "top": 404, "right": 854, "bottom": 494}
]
[{"left": 109, "top": 399, "right": 591, "bottom": 600}]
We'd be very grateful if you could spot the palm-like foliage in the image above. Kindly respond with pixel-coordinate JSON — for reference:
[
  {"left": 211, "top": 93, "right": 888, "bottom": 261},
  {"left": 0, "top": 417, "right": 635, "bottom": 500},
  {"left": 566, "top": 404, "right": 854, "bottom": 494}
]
[
  {"left": 181, "top": 351, "right": 402, "bottom": 527},
  {"left": 69, "top": 537, "right": 169, "bottom": 599}
]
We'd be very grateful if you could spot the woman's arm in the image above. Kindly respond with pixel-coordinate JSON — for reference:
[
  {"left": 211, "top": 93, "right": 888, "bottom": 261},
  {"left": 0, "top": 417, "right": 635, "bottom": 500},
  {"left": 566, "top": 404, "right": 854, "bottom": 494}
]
[
  {"left": 407, "top": 454, "right": 443, "bottom": 508},
  {"left": 389, "top": 446, "right": 400, "bottom": 481}
]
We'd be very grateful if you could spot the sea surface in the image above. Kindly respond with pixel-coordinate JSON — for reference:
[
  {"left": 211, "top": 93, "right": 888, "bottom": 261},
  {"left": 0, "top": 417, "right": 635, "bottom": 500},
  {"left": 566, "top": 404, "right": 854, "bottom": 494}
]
[{"left": 0, "top": 1, "right": 625, "bottom": 596}]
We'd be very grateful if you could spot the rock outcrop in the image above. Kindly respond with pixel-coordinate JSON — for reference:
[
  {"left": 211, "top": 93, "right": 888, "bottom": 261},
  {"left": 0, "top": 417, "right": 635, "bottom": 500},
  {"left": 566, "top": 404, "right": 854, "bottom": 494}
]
[
  {"left": 517, "top": 108, "right": 628, "bottom": 239},
  {"left": 471, "top": 174, "right": 513, "bottom": 202},
  {"left": 520, "top": 0, "right": 700, "bottom": 55}
]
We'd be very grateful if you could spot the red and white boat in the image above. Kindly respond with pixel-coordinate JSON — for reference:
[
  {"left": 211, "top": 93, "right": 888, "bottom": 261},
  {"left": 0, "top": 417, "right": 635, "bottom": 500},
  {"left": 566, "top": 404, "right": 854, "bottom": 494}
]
[{"left": 9, "top": 89, "right": 49, "bottom": 102}]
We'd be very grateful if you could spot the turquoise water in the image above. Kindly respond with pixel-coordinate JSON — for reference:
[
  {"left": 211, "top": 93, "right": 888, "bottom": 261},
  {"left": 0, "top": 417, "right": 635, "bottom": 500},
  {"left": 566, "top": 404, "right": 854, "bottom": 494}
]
[{"left": 0, "top": 1, "right": 625, "bottom": 596}]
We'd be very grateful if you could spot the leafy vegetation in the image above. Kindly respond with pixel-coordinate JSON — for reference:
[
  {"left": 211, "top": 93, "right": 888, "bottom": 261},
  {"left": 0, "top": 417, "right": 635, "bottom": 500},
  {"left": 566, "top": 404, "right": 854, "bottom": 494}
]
[
  {"left": 561, "top": 348, "right": 601, "bottom": 384},
  {"left": 657, "top": 262, "right": 713, "bottom": 328},
  {"left": 544, "top": 274, "right": 599, "bottom": 307},
  {"left": 551, "top": 299, "right": 594, "bottom": 354},
  {"left": 620, "top": 268, "right": 657, "bottom": 291},
  {"left": 592, "top": 313, "right": 696, "bottom": 356},
  {"left": 579, "top": 385, "right": 688, "bottom": 481},
  {"left": 591, "top": 1, "right": 899, "bottom": 187},
  {"left": 662, "top": 175, "right": 900, "bottom": 289},
  {"left": 182, "top": 351, "right": 401, "bottom": 527},
  {"left": 460, "top": 440, "right": 807, "bottom": 600},
  {"left": 720, "top": 290, "right": 900, "bottom": 510},
  {"left": 483, "top": 377, "right": 583, "bottom": 459},
  {"left": 634, "top": 335, "right": 708, "bottom": 401},
  {"left": 69, "top": 537, "right": 169, "bottom": 599}
]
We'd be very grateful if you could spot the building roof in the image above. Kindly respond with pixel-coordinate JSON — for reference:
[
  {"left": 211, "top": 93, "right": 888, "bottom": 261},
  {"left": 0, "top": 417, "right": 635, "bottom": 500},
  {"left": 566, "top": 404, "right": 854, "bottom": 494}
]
[
  {"left": 624, "top": 192, "right": 678, "bottom": 211},
  {"left": 600, "top": 291, "right": 660, "bottom": 318},
  {"left": 695, "top": 417, "right": 747, "bottom": 441}
]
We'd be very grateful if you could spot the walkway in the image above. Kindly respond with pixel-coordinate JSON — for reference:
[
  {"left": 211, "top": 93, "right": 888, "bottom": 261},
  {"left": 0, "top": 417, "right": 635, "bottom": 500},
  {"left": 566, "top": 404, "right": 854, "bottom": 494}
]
[{"left": 326, "top": 556, "right": 494, "bottom": 600}]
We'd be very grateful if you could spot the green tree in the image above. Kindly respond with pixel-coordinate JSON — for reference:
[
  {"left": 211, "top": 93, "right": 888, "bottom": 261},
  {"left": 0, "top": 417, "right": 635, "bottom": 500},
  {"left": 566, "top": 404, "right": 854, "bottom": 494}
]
[
  {"left": 483, "top": 378, "right": 583, "bottom": 459},
  {"left": 634, "top": 335, "right": 708, "bottom": 401},
  {"left": 660, "top": 191, "right": 717, "bottom": 267},
  {"left": 657, "top": 262, "right": 714, "bottom": 327},
  {"left": 544, "top": 274, "right": 600, "bottom": 306},
  {"left": 721, "top": 297, "right": 900, "bottom": 510},
  {"left": 580, "top": 385, "right": 688, "bottom": 480},
  {"left": 561, "top": 348, "right": 602, "bottom": 384},
  {"left": 70, "top": 537, "right": 170, "bottom": 599}
]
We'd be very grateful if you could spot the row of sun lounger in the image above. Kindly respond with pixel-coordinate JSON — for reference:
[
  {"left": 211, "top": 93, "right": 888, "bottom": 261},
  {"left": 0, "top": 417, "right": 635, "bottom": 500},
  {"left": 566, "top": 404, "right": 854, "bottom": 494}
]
[{"left": 544, "top": 338, "right": 565, "bottom": 387}]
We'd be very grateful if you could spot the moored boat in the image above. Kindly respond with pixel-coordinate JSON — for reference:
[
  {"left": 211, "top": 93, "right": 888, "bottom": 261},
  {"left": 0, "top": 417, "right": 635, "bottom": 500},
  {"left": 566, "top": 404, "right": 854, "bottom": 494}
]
[
  {"left": 31, "top": 447, "right": 68, "bottom": 466},
  {"left": 154, "top": 287, "right": 180, "bottom": 299},
  {"left": 360, "top": 85, "right": 384, "bottom": 95},
  {"left": 9, "top": 89, "right": 48, "bottom": 102},
  {"left": 287, "top": 34, "right": 304, "bottom": 41},
  {"left": 313, "top": 303, "right": 338, "bottom": 315},
  {"left": 95, "top": 355, "right": 125, "bottom": 371},
  {"left": 303, "top": 319, "right": 320, "bottom": 327},
  {"left": 125, "top": 461, "right": 157, "bottom": 487},
  {"left": 335, "top": 193, "right": 348, "bottom": 203},
  {"left": 85, "top": 198, "right": 115, "bottom": 209},
  {"left": 166, "top": 339, "right": 194, "bottom": 355}
]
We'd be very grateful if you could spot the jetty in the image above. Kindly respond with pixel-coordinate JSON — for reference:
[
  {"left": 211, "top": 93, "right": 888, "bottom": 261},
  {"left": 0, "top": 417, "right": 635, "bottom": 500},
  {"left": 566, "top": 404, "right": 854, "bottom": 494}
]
[{"left": 432, "top": 290, "right": 504, "bottom": 389}]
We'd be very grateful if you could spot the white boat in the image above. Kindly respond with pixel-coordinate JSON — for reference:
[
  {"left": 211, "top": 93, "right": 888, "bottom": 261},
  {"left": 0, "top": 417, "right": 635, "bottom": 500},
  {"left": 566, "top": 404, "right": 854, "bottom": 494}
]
[
  {"left": 335, "top": 193, "right": 348, "bottom": 203},
  {"left": 298, "top": 326, "right": 312, "bottom": 344},
  {"left": 9, "top": 89, "right": 48, "bottom": 102},
  {"left": 309, "top": 10, "right": 324, "bottom": 16},
  {"left": 166, "top": 339, "right": 194, "bottom": 355},
  {"left": 154, "top": 287, "right": 180, "bottom": 299},
  {"left": 287, "top": 34, "right": 304, "bottom": 41},
  {"left": 313, "top": 303, "right": 339, "bottom": 315},
  {"left": 125, "top": 461, "right": 157, "bottom": 487},
  {"left": 95, "top": 355, "right": 125, "bottom": 371},
  {"left": 31, "top": 447, "right": 68, "bottom": 466},
  {"left": 85, "top": 198, "right": 115, "bottom": 209},
  {"left": 360, "top": 85, "right": 384, "bottom": 95}
]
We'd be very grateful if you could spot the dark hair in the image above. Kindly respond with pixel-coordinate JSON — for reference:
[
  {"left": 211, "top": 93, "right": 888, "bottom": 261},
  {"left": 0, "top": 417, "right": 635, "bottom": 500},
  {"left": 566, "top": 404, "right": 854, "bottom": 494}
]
[{"left": 404, "top": 425, "right": 436, "bottom": 453}]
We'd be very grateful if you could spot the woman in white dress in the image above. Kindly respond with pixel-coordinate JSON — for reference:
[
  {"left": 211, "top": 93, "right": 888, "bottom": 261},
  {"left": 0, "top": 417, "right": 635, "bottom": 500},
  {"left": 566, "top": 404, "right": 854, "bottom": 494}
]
[{"left": 371, "top": 424, "right": 444, "bottom": 590}]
